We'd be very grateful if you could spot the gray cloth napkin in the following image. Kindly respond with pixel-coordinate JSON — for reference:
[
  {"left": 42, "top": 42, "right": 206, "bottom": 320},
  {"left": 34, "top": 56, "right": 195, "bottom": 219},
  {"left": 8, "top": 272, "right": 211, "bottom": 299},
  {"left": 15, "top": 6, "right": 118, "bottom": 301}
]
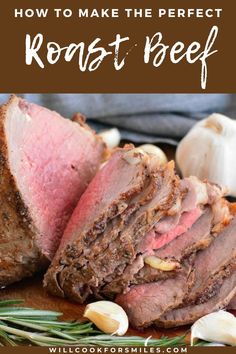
[{"left": 1, "top": 94, "right": 236, "bottom": 144}]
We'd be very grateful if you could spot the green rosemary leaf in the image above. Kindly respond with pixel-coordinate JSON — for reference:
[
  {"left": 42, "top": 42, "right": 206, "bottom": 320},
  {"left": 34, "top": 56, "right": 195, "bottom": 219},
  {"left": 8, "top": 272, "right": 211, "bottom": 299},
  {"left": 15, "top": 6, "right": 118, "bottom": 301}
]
[
  {"left": 0, "top": 299, "right": 188, "bottom": 347},
  {"left": 0, "top": 300, "right": 23, "bottom": 307},
  {"left": 0, "top": 330, "right": 17, "bottom": 346},
  {"left": 0, "top": 308, "right": 61, "bottom": 318}
]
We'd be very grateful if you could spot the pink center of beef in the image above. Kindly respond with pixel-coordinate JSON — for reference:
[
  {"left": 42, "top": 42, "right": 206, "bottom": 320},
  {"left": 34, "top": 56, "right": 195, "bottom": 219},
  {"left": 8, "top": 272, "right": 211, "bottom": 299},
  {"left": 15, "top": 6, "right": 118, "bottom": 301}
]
[
  {"left": 5, "top": 99, "right": 103, "bottom": 259},
  {"left": 139, "top": 207, "right": 202, "bottom": 253}
]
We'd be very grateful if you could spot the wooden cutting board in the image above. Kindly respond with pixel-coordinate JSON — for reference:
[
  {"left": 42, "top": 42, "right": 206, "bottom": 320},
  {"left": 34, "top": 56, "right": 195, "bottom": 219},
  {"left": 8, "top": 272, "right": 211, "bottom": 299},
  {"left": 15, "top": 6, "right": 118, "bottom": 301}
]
[{"left": 0, "top": 274, "right": 190, "bottom": 339}]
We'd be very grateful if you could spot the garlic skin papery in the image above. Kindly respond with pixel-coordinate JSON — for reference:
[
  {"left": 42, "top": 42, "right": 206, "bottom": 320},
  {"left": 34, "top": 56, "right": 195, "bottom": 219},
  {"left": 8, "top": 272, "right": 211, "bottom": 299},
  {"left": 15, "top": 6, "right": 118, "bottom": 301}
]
[
  {"left": 176, "top": 113, "right": 236, "bottom": 196},
  {"left": 191, "top": 310, "right": 236, "bottom": 346},
  {"left": 83, "top": 301, "right": 129, "bottom": 336}
]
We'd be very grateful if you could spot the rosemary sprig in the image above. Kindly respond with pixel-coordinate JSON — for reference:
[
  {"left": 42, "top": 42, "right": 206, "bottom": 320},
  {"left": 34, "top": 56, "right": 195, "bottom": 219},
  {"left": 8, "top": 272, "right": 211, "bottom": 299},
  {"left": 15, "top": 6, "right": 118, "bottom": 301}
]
[{"left": 0, "top": 299, "right": 187, "bottom": 346}]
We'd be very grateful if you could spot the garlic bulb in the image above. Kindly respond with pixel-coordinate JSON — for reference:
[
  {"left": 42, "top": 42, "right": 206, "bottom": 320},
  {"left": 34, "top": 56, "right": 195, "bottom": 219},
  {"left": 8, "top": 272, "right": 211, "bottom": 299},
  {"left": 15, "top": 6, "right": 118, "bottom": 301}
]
[
  {"left": 191, "top": 310, "right": 236, "bottom": 346},
  {"left": 99, "top": 128, "right": 121, "bottom": 149},
  {"left": 83, "top": 301, "right": 129, "bottom": 336},
  {"left": 176, "top": 113, "right": 236, "bottom": 196},
  {"left": 140, "top": 144, "right": 168, "bottom": 165}
]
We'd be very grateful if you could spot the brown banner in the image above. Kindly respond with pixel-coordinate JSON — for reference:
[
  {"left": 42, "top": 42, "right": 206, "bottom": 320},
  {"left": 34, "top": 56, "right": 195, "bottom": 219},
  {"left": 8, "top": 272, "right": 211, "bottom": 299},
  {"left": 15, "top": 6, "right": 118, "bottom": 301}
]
[{"left": 0, "top": 1, "right": 235, "bottom": 92}]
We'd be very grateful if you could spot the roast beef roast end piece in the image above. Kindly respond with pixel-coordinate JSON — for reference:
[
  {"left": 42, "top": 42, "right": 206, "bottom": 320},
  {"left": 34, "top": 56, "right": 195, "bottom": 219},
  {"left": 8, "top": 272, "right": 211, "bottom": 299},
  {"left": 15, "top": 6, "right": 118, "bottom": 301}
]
[{"left": 0, "top": 95, "right": 105, "bottom": 286}]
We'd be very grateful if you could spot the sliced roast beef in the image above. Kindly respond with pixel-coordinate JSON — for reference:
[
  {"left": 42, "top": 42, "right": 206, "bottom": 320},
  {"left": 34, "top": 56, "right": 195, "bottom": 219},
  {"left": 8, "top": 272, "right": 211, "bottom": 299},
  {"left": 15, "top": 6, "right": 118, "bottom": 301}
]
[
  {"left": 92, "top": 163, "right": 180, "bottom": 291},
  {"left": 115, "top": 217, "right": 236, "bottom": 329},
  {"left": 141, "top": 175, "right": 223, "bottom": 237},
  {"left": 43, "top": 138, "right": 235, "bottom": 329},
  {"left": 116, "top": 264, "right": 193, "bottom": 328},
  {"left": 0, "top": 95, "right": 105, "bottom": 286},
  {"left": 138, "top": 182, "right": 227, "bottom": 255},
  {"left": 103, "top": 193, "right": 229, "bottom": 296},
  {"left": 44, "top": 149, "right": 230, "bottom": 304},
  {"left": 152, "top": 207, "right": 213, "bottom": 262},
  {"left": 101, "top": 209, "right": 211, "bottom": 297},
  {"left": 138, "top": 207, "right": 203, "bottom": 253},
  {"left": 99, "top": 180, "right": 226, "bottom": 297},
  {"left": 44, "top": 150, "right": 181, "bottom": 301},
  {"left": 152, "top": 198, "right": 231, "bottom": 265},
  {"left": 157, "top": 269, "right": 236, "bottom": 328},
  {"left": 185, "top": 217, "right": 236, "bottom": 304}
]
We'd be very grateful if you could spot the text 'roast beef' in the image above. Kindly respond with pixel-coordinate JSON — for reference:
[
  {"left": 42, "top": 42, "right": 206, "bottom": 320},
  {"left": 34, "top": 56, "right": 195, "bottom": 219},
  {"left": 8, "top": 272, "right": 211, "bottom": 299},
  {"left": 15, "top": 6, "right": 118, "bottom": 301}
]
[{"left": 0, "top": 96, "right": 105, "bottom": 286}]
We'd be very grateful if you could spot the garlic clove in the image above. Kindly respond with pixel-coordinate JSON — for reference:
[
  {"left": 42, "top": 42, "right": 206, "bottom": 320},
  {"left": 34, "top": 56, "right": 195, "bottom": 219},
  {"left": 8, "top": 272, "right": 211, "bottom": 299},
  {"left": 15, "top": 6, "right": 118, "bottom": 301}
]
[
  {"left": 99, "top": 128, "right": 121, "bottom": 149},
  {"left": 191, "top": 310, "right": 236, "bottom": 346},
  {"left": 83, "top": 301, "right": 129, "bottom": 336},
  {"left": 139, "top": 144, "right": 168, "bottom": 165},
  {"left": 203, "top": 343, "right": 225, "bottom": 346},
  {"left": 144, "top": 256, "right": 179, "bottom": 271},
  {"left": 123, "top": 148, "right": 147, "bottom": 165}
]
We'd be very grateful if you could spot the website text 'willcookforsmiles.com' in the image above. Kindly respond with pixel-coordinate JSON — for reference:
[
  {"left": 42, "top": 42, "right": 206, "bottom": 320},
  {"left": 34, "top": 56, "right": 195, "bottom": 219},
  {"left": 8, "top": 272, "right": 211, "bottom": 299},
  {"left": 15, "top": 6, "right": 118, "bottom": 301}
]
[{"left": 48, "top": 348, "right": 188, "bottom": 354}]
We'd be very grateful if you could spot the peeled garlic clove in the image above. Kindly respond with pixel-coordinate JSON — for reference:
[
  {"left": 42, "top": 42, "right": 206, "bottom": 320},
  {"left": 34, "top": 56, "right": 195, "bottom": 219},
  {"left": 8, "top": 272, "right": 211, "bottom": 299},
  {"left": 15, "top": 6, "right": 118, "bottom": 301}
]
[
  {"left": 83, "top": 301, "right": 129, "bottom": 336},
  {"left": 139, "top": 144, "right": 168, "bottom": 165},
  {"left": 191, "top": 310, "right": 236, "bottom": 346},
  {"left": 203, "top": 343, "right": 225, "bottom": 346},
  {"left": 99, "top": 128, "right": 121, "bottom": 149},
  {"left": 144, "top": 256, "right": 179, "bottom": 271}
]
